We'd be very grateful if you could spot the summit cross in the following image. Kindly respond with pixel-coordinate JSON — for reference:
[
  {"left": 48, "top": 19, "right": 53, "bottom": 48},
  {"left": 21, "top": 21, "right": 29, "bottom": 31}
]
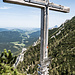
[{"left": 3, "top": 0, "right": 70, "bottom": 75}]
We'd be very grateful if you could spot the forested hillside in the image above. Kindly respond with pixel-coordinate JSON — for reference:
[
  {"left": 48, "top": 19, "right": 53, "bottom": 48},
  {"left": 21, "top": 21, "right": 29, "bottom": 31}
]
[
  {"left": 0, "top": 31, "right": 22, "bottom": 43},
  {"left": 0, "top": 31, "right": 22, "bottom": 54},
  {"left": 17, "top": 16, "right": 75, "bottom": 75},
  {"left": 0, "top": 29, "right": 40, "bottom": 55},
  {"left": 24, "top": 31, "right": 40, "bottom": 47}
]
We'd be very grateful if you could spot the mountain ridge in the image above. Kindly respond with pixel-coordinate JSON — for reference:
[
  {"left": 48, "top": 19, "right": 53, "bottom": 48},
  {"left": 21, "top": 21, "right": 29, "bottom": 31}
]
[
  {"left": 17, "top": 16, "right": 75, "bottom": 75},
  {"left": 0, "top": 29, "right": 40, "bottom": 55}
]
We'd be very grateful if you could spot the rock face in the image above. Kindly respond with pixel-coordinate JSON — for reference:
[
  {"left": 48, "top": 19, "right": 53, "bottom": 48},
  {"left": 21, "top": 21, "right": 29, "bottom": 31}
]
[{"left": 13, "top": 48, "right": 27, "bottom": 68}]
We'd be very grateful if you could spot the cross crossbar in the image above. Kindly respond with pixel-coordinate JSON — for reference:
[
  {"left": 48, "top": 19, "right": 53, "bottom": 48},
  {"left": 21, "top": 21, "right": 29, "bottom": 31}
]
[
  {"left": 3, "top": 0, "right": 70, "bottom": 13},
  {"left": 49, "top": 3, "right": 70, "bottom": 13},
  {"left": 3, "top": 0, "right": 45, "bottom": 8}
]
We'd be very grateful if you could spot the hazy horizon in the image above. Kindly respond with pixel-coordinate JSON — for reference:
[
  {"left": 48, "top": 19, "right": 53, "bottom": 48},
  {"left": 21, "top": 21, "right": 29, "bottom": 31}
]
[{"left": 0, "top": 25, "right": 58, "bottom": 29}]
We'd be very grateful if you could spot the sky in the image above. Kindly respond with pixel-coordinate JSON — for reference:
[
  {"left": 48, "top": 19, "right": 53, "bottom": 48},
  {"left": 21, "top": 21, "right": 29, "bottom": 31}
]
[{"left": 0, "top": 0, "right": 75, "bottom": 28}]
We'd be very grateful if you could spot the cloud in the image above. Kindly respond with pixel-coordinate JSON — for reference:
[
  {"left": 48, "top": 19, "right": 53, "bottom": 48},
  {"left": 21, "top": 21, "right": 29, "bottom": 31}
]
[{"left": 0, "top": 6, "right": 11, "bottom": 9}]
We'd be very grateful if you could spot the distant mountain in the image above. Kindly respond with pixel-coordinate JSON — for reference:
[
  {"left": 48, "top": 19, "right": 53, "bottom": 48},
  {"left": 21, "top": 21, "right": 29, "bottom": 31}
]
[
  {"left": 49, "top": 25, "right": 58, "bottom": 29},
  {"left": 0, "top": 31, "right": 22, "bottom": 54},
  {"left": 0, "top": 31, "right": 22, "bottom": 43},
  {"left": 11, "top": 28, "right": 26, "bottom": 33},
  {"left": 54, "top": 25, "right": 58, "bottom": 28},
  {"left": 24, "top": 31, "right": 40, "bottom": 47},
  {"left": 0, "top": 28, "right": 8, "bottom": 32},
  {"left": 20, "top": 28, "right": 40, "bottom": 31},
  {"left": 0, "top": 28, "right": 40, "bottom": 55}
]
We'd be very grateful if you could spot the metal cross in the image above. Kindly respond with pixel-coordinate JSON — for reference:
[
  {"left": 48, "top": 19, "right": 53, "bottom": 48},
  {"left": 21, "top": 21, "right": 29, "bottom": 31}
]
[{"left": 3, "top": 0, "right": 70, "bottom": 75}]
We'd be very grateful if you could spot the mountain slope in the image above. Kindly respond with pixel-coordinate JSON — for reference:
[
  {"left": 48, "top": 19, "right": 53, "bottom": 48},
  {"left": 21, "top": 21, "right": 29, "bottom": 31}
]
[
  {"left": 0, "top": 29, "right": 40, "bottom": 55},
  {"left": 0, "top": 31, "right": 22, "bottom": 54},
  {"left": 17, "top": 16, "right": 75, "bottom": 75},
  {"left": 0, "top": 31, "right": 22, "bottom": 43},
  {"left": 0, "top": 28, "right": 8, "bottom": 32},
  {"left": 48, "top": 16, "right": 75, "bottom": 74},
  {"left": 24, "top": 31, "right": 40, "bottom": 47}
]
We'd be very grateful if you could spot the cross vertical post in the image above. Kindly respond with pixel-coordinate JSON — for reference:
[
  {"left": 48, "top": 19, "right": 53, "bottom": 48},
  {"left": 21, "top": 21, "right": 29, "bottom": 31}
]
[{"left": 40, "top": 5, "right": 49, "bottom": 75}]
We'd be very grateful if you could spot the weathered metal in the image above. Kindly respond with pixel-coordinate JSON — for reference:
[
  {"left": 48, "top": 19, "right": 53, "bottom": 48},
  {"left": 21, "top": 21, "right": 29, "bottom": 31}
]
[
  {"left": 49, "top": 3, "right": 70, "bottom": 13},
  {"left": 3, "top": 0, "right": 45, "bottom": 8},
  {"left": 3, "top": 0, "right": 70, "bottom": 13}
]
